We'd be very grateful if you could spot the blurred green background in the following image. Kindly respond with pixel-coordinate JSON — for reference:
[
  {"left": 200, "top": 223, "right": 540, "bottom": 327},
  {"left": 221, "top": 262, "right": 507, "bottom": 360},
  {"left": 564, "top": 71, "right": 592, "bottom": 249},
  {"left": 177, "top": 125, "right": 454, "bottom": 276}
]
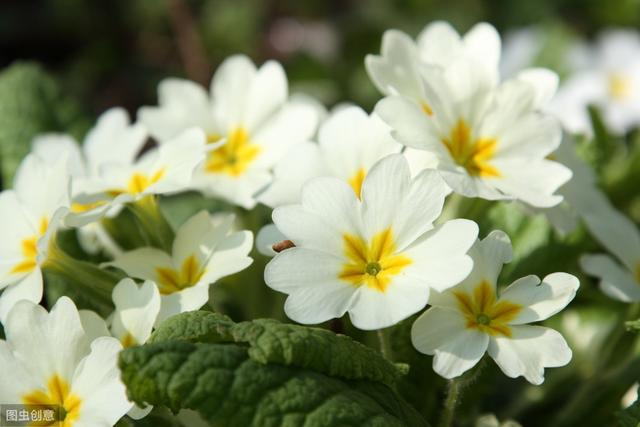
[
  {"left": 3, "top": 1, "right": 640, "bottom": 426},
  {"left": 3, "top": 0, "right": 640, "bottom": 117}
]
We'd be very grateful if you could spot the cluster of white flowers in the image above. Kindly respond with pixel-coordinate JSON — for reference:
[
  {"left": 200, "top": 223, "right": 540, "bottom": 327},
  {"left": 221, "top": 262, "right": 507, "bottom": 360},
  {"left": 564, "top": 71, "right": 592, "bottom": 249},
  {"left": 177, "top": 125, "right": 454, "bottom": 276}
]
[{"left": 4, "top": 18, "right": 640, "bottom": 426}]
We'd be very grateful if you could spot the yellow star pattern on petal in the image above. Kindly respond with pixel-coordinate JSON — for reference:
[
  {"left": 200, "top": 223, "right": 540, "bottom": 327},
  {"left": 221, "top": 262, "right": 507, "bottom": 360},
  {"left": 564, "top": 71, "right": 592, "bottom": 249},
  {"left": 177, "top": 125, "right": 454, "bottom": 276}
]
[
  {"left": 339, "top": 228, "right": 411, "bottom": 292},
  {"left": 154, "top": 254, "right": 205, "bottom": 295},
  {"left": 23, "top": 374, "right": 82, "bottom": 427},
  {"left": 205, "top": 127, "right": 261, "bottom": 177},
  {"left": 453, "top": 280, "right": 522, "bottom": 337},
  {"left": 442, "top": 119, "right": 500, "bottom": 178},
  {"left": 11, "top": 217, "right": 49, "bottom": 274}
]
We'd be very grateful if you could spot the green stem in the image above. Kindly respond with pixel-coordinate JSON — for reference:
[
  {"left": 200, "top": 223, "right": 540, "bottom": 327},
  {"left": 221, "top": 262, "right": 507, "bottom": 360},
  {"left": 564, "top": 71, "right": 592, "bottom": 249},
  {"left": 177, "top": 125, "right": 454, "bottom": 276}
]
[
  {"left": 437, "top": 358, "right": 487, "bottom": 427},
  {"left": 438, "top": 379, "right": 460, "bottom": 427},
  {"left": 127, "top": 196, "right": 175, "bottom": 253},
  {"left": 376, "top": 328, "right": 393, "bottom": 360},
  {"left": 42, "top": 233, "right": 121, "bottom": 305}
]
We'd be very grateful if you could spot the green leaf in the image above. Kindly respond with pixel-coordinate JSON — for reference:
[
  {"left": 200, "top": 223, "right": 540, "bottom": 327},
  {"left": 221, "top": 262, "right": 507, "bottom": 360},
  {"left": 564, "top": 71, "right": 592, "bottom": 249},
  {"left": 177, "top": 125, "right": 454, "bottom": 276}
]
[
  {"left": 0, "top": 62, "right": 89, "bottom": 186},
  {"left": 119, "top": 341, "right": 428, "bottom": 427},
  {"left": 150, "top": 312, "right": 408, "bottom": 387},
  {"left": 149, "top": 311, "right": 235, "bottom": 344},
  {"left": 617, "top": 399, "right": 640, "bottom": 427}
]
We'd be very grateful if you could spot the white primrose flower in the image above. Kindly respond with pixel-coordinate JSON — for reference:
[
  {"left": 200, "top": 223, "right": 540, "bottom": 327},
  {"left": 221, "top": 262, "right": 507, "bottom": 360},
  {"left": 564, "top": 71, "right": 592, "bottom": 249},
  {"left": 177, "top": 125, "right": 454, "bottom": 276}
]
[
  {"left": 106, "top": 211, "right": 253, "bottom": 324},
  {"left": 0, "top": 297, "right": 131, "bottom": 426},
  {"left": 550, "top": 29, "right": 640, "bottom": 135},
  {"left": 375, "top": 55, "right": 571, "bottom": 208},
  {"left": 258, "top": 106, "right": 401, "bottom": 207},
  {"left": 580, "top": 199, "right": 640, "bottom": 302},
  {"left": 138, "top": 55, "right": 320, "bottom": 209},
  {"left": 0, "top": 154, "right": 71, "bottom": 322},
  {"left": 66, "top": 127, "right": 206, "bottom": 226},
  {"left": 255, "top": 106, "right": 401, "bottom": 255},
  {"left": 411, "top": 230, "right": 579, "bottom": 384},
  {"left": 79, "top": 278, "right": 160, "bottom": 421},
  {"left": 79, "top": 278, "right": 161, "bottom": 348},
  {"left": 366, "top": 21, "right": 501, "bottom": 105},
  {"left": 520, "top": 135, "right": 601, "bottom": 236},
  {"left": 32, "top": 107, "right": 148, "bottom": 254},
  {"left": 264, "top": 154, "right": 479, "bottom": 330}
]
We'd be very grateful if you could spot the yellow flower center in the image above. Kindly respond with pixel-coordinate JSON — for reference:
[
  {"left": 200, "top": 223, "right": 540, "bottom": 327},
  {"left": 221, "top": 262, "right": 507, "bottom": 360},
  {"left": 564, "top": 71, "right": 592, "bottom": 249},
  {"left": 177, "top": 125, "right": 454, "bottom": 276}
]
[
  {"left": 609, "top": 73, "right": 632, "bottom": 101},
  {"left": 22, "top": 374, "right": 82, "bottom": 427},
  {"left": 453, "top": 281, "right": 522, "bottom": 337},
  {"left": 11, "top": 217, "right": 48, "bottom": 274},
  {"left": 205, "top": 127, "right": 261, "bottom": 177},
  {"left": 154, "top": 254, "right": 205, "bottom": 295},
  {"left": 442, "top": 119, "right": 500, "bottom": 178},
  {"left": 347, "top": 168, "right": 366, "bottom": 199},
  {"left": 339, "top": 228, "right": 412, "bottom": 292}
]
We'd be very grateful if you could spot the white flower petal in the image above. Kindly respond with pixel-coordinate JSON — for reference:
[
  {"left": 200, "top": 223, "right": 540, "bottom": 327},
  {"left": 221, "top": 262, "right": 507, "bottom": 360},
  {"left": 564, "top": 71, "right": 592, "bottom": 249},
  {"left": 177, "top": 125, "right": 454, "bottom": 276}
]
[
  {"left": 84, "top": 108, "right": 148, "bottom": 174},
  {"left": 172, "top": 211, "right": 232, "bottom": 266},
  {"left": 156, "top": 284, "right": 210, "bottom": 326},
  {"left": 348, "top": 275, "right": 430, "bottom": 330},
  {"left": 111, "top": 279, "right": 161, "bottom": 345},
  {"left": 490, "top": 158, "right": 572, "bottom": 208},
  {"left": 243, "top": 60, "right": 288, "bottom": 132},
  {"left": 516, "top": 68, "right": 559, "bottom": 109},
  {"left": 202, "top": 230, "right": 253, "bottom": 284},
  {"left": 417, "top": 21, "right": 463, "bottom": 67},
  {"left": 78, "top": 310, "right": 111, "bottom": 342},
  {"left": 433, "top": 327, "right": 489, "bottom": 379},
  {"left": 5, "top": 297, "right": 87, "bottom": 382},
  {"left": 500, "top": 272, "right": 579, "bottom": 324},
  {"left": 32, "top": 133, "right": 86, "bottom": 177},
  {"left": 265, "top": 248, "right": 357, "bottom": 324},
  {"left": 257, "top": 141, "right": 326, "bottom": 208},
  {"left": 211, "top": 55, "right": 257, "bottom": 130},
  {"left": 139, "top": 78, "right": 214, "bottom": 141},
  {"left": 251, "top": 98, "right": 319, "bottom": 169},
  {"left": 581, "top": 202, "right": 640, "bottom": 271},
  {"left": 71, "top": 337, "right": 132, "bottom": 425},
  {"left": 488, "top": 325, "right": 571, "bottom": 385},
  {"left": 365, "top": 29, "right": 424, "bottom": 99},
  {"left": 13, "top": 153, "right": 71, "bottom": 221},
  {"left": 194, "top": 168, "right": 272, "bottom": 209},
  {"left": 462, "top": 22, "right": 501, "bottom": 79},
  {"left": 255, "top": 223, "right": 287, "bottom": 257},
  {"left": 403, "top": 219, "right": 478, "bottom": 292},
  {"left": 0, "top": 269, "right": 44, "bottom": 324},
  {"left": 374, "top": 96, "right": 442, "bottom": 152},
  {"left": 107, "top": 248, "right": 174, "bottom": 282},
  {"left": 581, "top": 254, "right": 640, "bottom": 302},
  {"left": 319, "top": 107, "right": 401, "bottom": 182},
  {"left": 0, "top": 340, "right": 36, "bottom": 402}
]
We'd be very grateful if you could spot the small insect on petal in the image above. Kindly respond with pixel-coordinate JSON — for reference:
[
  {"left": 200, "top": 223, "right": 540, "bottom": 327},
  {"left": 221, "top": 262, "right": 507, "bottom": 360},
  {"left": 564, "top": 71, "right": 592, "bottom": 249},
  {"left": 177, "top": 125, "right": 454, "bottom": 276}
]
[{"left": 273, "top": 240, "right": 296, "bottom": 253}]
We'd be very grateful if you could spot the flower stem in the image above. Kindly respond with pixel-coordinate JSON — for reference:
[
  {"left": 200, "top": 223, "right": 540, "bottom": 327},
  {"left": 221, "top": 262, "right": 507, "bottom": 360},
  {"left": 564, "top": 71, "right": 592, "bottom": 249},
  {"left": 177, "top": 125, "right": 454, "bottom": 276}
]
[
  {"left": 437, "top": 358, "right": 487, "bottom": 427},
  {"left": 377, "top": 328, "right": 393, "bottom": 360},
  {"left": 127, "top": 196, "right": 175, "bottom": 253},
  {"left": 438, "top": 379, "right": 461, "bottom": 427},
  {"left": 42, "top": 233, "right": 121, "bottom": 305}
]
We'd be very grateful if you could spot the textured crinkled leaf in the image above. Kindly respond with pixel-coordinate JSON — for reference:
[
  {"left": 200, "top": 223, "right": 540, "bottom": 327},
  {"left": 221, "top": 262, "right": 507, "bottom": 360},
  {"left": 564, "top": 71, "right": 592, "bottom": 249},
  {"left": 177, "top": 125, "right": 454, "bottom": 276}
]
[
  {"left": 149, "top": 311, "right": 235, "bottom": 344},
  {"left": 0, "top": 62, "right": 88, "bottom": 186},
  {"left": 231, "top": 319, "right": 409, "bottom": 388},
  {"left": 148, "top": 312, "right": 408, "bottom": 387},
  {"left": 119, "top": 341, "right": 428, "bottom": 427}
]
